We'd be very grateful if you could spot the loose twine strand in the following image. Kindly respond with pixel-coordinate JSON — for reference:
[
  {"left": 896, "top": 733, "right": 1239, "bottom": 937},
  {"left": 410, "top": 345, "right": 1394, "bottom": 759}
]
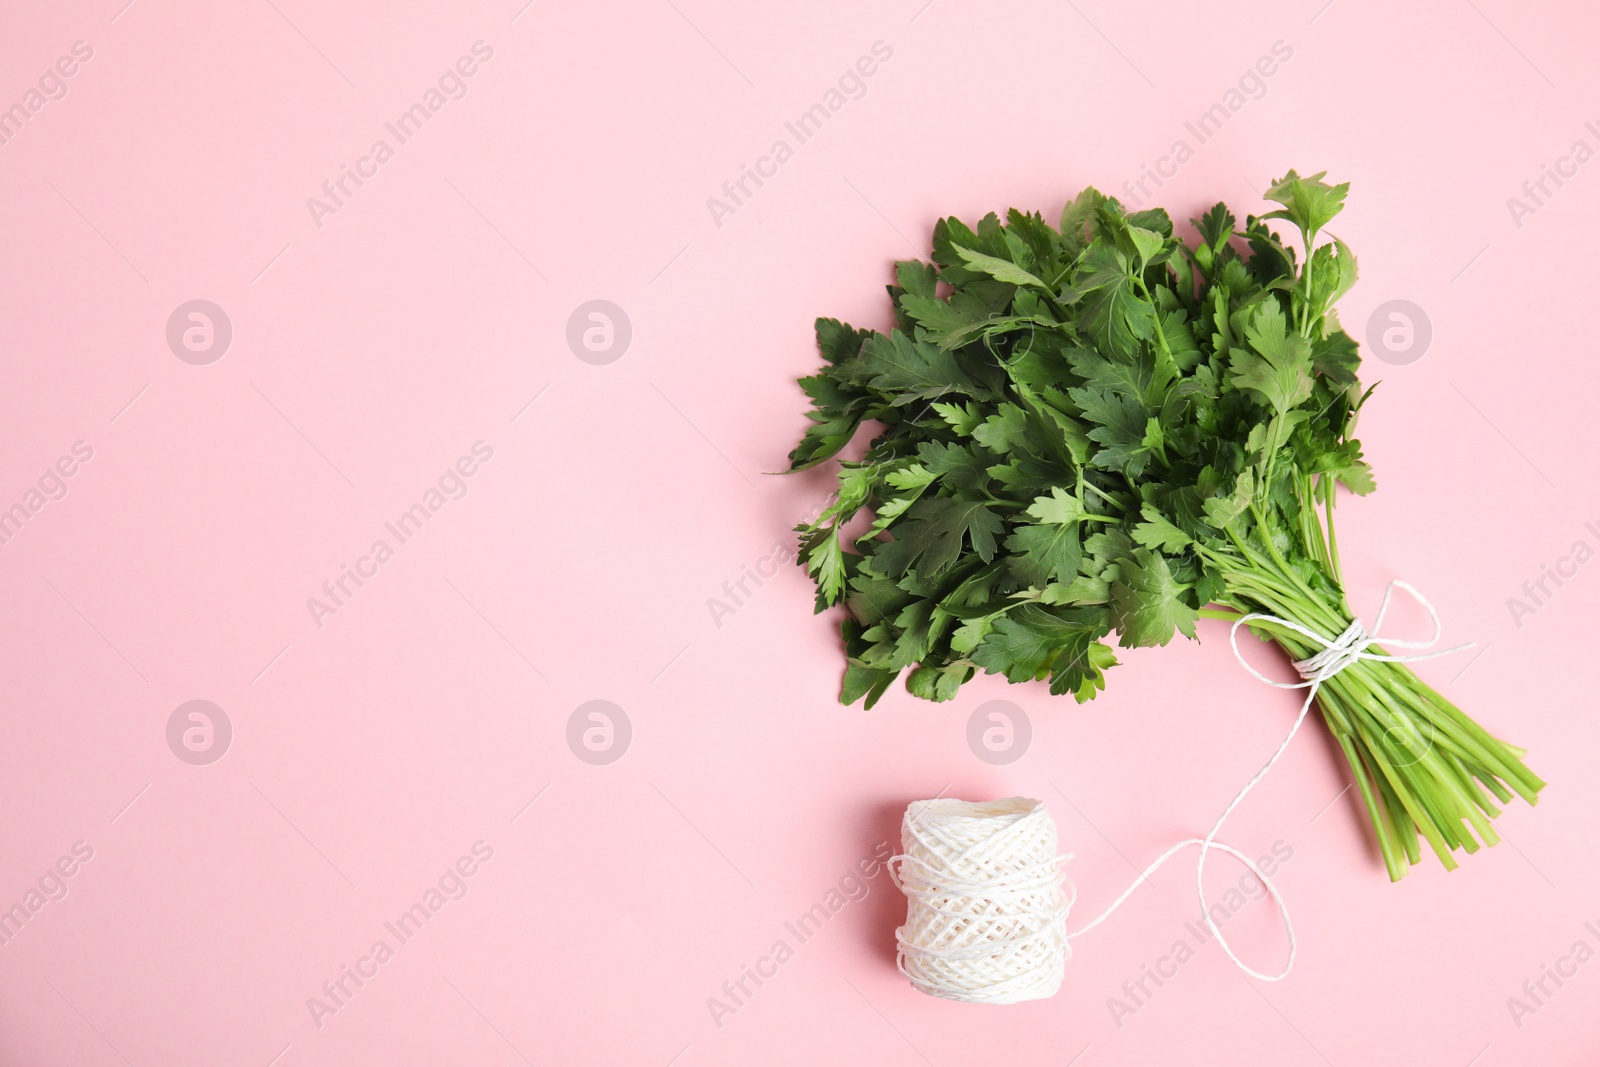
[{"left": 891, "top": 580, "right": 1470, "bottom": 1001}]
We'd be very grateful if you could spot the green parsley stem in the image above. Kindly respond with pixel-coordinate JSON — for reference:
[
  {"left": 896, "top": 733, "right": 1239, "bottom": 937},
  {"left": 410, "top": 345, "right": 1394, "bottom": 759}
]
[{"left": 1207, "top": 533, "right": 1542, "bottom": 879}]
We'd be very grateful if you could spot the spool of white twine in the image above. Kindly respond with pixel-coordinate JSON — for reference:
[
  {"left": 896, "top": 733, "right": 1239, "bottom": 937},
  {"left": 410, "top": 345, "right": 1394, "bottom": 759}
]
[
  {"left": 890, "top": 797, "right": 1072, "bottom": 1004},
  {"left": 889, "top": 581, "right": 1470, "bottom": 1003}
]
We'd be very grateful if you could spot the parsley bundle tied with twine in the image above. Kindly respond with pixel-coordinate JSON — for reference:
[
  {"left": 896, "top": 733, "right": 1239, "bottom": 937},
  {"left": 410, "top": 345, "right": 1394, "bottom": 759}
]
[{"left": 785, "top": 171, "right": 1543, "bottom": 888}]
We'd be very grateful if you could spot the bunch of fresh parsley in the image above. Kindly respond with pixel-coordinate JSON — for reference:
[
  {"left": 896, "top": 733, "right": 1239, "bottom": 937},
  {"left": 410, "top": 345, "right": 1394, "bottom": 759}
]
[{"left": 787, "top": 171, "right": 1542, "bottom": 879}]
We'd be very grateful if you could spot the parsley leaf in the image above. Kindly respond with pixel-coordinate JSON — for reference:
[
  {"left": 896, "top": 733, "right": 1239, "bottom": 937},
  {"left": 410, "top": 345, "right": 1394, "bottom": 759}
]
[{"left": 1109, "top": 548, "right": 1198, "bottom": 647}]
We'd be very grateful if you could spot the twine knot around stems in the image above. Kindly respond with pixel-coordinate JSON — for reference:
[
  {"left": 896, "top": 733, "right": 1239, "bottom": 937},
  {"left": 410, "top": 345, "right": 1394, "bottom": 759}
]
[{"left": 1231, "top": 579, "right": 1473, "bottom": 688}]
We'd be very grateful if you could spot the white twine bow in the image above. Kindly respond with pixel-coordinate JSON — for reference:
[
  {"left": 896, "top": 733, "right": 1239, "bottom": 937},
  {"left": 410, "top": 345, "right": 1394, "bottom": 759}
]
[{"left": 1067, "top": 579, "right": 1472, "bottom": 982}]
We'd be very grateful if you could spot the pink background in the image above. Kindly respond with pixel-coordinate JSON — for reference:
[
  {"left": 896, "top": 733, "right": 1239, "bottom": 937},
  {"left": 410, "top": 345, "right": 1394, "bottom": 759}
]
[{"left": 2, "top": 0, "right": 1597, "bottom": 1063}]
